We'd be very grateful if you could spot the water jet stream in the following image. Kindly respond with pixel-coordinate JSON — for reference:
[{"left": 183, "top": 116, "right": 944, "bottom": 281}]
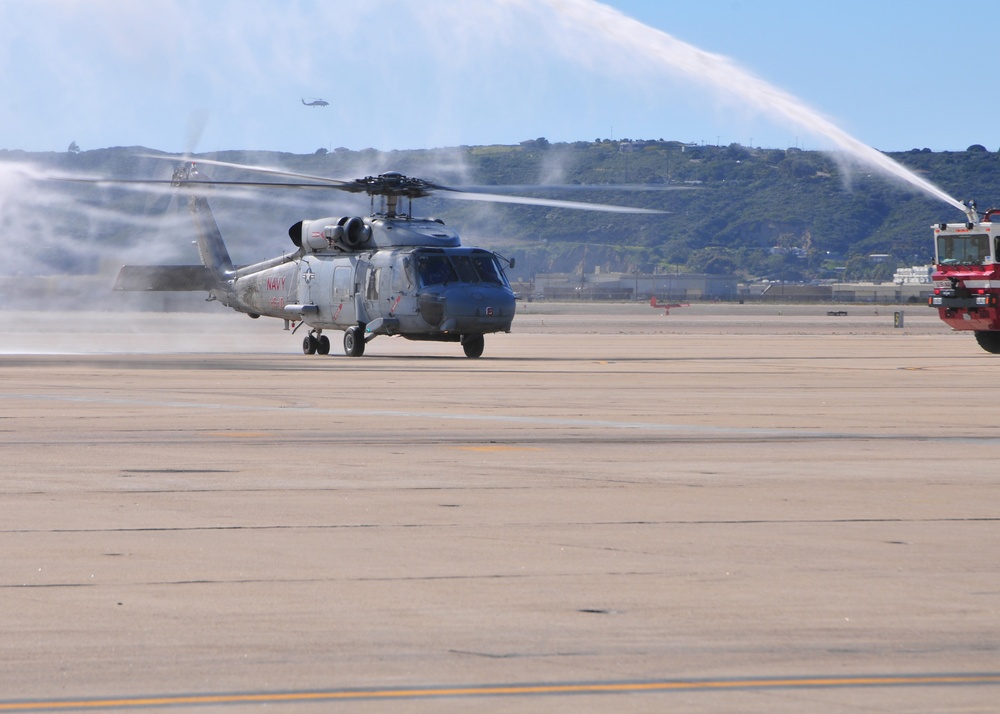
[{"left": 541, "top": 0, "right": 968, "bottom": 216}]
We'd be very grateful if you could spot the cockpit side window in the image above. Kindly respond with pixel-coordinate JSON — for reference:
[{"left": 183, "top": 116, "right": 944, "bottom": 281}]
[
  {"left": 471, "top": 254, "right": 504, "bottom": 285},
  {"left": 393, "top": 258, "right": 414, "bottom": 292}
]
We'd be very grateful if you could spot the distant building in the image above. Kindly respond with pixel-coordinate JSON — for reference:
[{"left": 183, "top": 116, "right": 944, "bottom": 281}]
[
  {"left": 531, "top": 270, "right": 737, "bottom": 301},
  {"left": 758, "top": 283, "right": 831, "bottom": 302},
  {"left": 831, "top": 282, "right": 932, "bottom": 303},
  {"left": 893, "top": 265, "right": 933, "bottom": 285},
  {"left": 745, "top": 279, "right": 934, "bottom": 304}
]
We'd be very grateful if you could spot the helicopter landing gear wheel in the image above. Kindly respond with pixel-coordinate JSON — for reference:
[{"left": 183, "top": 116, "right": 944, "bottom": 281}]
[
  {"left": 343, "top": 326, "right": 365, "bottom": 357},
  {"left": 462, "top": 334, "right": 485, "bottom": 358},
  {"left": 304, "top": 331, "right": 329, "bottom": 355}
]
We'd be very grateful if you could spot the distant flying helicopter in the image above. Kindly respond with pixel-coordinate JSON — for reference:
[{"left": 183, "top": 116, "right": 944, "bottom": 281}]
[
  {"left": 98, "top": 157, "right": 667, "bottom": 358},
  {"left": 301, "top": 98, "right": 329, "bottom": 107}
]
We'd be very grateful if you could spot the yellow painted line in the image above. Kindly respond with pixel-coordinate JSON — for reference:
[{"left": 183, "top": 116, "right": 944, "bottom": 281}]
[{"left": 3, "top": 674, "right": 1000, "bottom": 710}]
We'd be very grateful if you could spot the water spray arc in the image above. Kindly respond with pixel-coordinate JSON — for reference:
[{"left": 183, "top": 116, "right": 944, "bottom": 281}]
[{"left": 541, "top": 0, "right": 968, "bottom": 216}]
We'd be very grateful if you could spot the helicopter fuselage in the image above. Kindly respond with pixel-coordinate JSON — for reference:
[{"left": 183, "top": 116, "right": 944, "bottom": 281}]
[
  {"left": 222, "top": 245, "right": 515, "bottom": 336},
  {"left": 208, "top": 214, "right": 515, "bottom": 356},
  {"left": 112, "top": 168, "right": 528, "bottom": 358}
]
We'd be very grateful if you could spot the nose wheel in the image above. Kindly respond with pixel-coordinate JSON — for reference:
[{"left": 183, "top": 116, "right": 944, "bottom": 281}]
[{"left": 462, "top": 334, "right": 485, "bottom": 358}]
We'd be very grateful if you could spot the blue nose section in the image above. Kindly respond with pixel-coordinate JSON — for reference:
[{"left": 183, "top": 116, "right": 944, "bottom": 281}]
[{"left": 439, "top": 286, "right": 515, "bottom": 333}]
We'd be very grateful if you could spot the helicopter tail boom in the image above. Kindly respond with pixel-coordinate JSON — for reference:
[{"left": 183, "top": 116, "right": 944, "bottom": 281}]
[
  {"left": 113, "top": 265, "right": 218, "bottom": 291},
  {"left": 114, "top": 170, "right": 236, "bottom": 294},
  {"left": 189, "top": 194, "right": 234, "bottom": 279}
]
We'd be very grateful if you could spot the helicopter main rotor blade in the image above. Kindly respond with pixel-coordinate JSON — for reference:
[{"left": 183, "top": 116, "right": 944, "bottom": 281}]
[
  {"left": 137, "top": 154, "right": 355, "bottom": 186},
  {"left": 135, "top": 154, "right": 672, "bottom": 212},
  {"left": 434, "top": 189, "right": 669, "bottom": 214},
  {"left": 52, "top": 176, "right": 370, "bottom": 194},
  {"left": 59, "top": 177, "right": 670, "bottom": 213},
  {"left": 444, "top": 184, "right": 696, "bottom": 193}
]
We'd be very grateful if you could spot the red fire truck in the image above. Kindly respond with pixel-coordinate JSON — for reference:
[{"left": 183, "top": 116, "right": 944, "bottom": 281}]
[{"left": 928, "top": 204, "right": 1000, "bottom": 353}]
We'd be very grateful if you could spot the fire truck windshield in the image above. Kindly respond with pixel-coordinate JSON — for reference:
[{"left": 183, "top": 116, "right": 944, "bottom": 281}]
[{"left": 937, "top": 234, "right": 992, "bottom": 265}]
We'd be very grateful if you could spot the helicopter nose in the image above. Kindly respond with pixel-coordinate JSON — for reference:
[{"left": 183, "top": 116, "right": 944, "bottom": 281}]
[{"left": 438, "top": 287, "right": 515, "bottom": 333}]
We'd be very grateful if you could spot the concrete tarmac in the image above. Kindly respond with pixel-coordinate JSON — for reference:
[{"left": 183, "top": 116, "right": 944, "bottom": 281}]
[{"left": 1, "top": 304, "right": 999, "bottom": 712}]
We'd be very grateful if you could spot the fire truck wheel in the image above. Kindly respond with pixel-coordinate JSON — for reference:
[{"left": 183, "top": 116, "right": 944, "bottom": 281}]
[{"left": 974, "top": 331, "right": 1000, "bottom": 354}]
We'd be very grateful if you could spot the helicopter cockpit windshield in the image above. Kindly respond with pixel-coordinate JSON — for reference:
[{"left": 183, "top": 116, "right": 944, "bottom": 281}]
[
  {"left": 415, "top": 250, "right": 509, "bottom": 288},
  {"left": 416, "top": 254, "right": 457, "bottom": 287}
]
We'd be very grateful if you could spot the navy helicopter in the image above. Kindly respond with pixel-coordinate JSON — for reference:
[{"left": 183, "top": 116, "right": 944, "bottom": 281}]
[
  {"left": 301, "top": 98, "right": 329, "bottom": 107},
  {"left": 110, "top": 157, "right": 666, "bottom": 358}
]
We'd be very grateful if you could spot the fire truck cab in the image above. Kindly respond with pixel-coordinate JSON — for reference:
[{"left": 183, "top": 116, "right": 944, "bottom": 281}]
[{"left": 928, "top": 207, "right": 1000, "bottom": 353}]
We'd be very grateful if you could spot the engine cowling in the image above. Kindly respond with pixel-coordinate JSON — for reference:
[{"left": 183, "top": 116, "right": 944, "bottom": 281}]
[{"left": 288, "top": 216, "right": 372, "bottom": 253}]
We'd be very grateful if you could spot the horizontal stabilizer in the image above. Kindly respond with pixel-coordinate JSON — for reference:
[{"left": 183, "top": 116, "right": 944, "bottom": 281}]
[{"left": 114, "top": 265, "right": 218, "bottom": 291}]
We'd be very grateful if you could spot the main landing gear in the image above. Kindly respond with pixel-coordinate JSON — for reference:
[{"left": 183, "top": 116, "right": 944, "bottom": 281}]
[
  {"left": 302, "top": 330, "right": 330, "bottom": 355},
  {"left": 302, "top": 327, "right": 485, "bottom": 358},
  {"left": 301, "top": 327, "right": 365, "bottom": 357}
]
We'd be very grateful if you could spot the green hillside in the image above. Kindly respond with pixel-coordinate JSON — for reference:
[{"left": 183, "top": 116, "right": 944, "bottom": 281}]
[{"left": 5, "top": 140, "right": 999, "bottom": 282}]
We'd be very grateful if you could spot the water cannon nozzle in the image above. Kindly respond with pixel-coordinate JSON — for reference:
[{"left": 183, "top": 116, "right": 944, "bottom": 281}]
[{"left": 965, "top": 199, "right": 979, "bottom": 224}]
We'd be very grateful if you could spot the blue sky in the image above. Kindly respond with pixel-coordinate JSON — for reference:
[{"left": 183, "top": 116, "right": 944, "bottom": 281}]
[{"left": 1, "top": 0, "right": 995, "bottom": 155}]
